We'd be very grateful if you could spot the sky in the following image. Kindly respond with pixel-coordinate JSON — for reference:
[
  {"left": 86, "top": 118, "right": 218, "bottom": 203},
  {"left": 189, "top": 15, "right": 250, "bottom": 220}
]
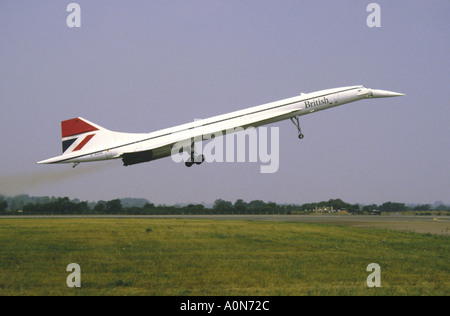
[{"left": 0, "top": 1, "right": 449, "bottom": 206}]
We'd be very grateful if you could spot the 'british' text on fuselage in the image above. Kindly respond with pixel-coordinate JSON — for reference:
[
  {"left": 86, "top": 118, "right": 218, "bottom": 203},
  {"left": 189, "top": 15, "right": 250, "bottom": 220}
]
[{"left": 304, "top": 97, "right": 329, "bottom": 108}]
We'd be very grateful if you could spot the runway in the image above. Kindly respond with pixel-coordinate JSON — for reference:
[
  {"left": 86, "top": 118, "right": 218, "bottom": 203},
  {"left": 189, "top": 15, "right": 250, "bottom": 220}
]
[{"left": 2, "top": 215, "right": 449, "bottom": 235}]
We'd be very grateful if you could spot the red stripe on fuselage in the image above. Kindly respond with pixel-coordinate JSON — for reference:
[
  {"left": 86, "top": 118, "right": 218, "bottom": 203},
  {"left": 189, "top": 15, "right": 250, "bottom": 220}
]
[
  {"left": 62, "top": 118, "right": 99, "bottom": 138},
  {"left": 73, "top": 134, "right": 95, "bottom": 151}
]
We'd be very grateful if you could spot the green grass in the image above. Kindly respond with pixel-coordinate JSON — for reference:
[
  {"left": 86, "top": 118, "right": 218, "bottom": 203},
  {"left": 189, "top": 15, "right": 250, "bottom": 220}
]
[{"left": 0, "top": 218, "right": 448, "bottom": 295}]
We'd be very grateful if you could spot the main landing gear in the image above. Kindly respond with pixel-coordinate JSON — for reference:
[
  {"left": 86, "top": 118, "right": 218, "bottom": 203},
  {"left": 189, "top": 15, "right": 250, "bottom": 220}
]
[
  {"left": 290, "top": 115, "right": 304, "bottom": 139},
  {"left": 184, "top": 140, "right": 205, "bottom": 167},
  {"left": 185, "top": 153, "right": 205, "bottom": 167}
]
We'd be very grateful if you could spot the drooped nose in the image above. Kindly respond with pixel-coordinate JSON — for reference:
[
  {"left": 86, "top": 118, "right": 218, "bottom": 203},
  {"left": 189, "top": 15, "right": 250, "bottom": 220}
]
[{"left": 369, "top": 89, "right": 405, "bottom": 98}]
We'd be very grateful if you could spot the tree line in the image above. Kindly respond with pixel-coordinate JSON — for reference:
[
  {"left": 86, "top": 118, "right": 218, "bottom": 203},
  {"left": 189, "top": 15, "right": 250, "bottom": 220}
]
[{"left": 0, "top": 195, "right": 448, "bottom": 215}]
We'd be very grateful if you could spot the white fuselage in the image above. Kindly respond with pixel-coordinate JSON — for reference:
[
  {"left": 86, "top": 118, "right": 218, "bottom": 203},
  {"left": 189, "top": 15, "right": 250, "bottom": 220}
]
[{"left": 37, "top": 85, "right": 403, "bottom": 166}]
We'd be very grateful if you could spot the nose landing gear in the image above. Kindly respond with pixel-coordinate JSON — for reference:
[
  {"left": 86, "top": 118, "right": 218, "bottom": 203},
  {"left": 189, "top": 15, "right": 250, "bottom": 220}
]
[{"left": 290, "top": 115, "right": 304, "bottom": 139}]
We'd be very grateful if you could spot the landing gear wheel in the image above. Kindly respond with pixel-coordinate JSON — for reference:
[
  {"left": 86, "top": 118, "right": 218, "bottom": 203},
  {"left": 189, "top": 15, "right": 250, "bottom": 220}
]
[
  {"left": 185, "top": 154, "right": 205, "bottom": 167},
  {"left": 298, "top": 133, "right": 304, "bottom": 140},
  {"left": 184, "top": 139, "right": 205, "bottom": 167}
]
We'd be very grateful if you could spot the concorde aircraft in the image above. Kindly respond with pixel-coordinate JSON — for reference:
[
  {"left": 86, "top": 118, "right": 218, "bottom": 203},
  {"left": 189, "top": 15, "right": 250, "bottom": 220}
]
[{"left": 37, "top": 85, "right": 404, "bottom": 168}]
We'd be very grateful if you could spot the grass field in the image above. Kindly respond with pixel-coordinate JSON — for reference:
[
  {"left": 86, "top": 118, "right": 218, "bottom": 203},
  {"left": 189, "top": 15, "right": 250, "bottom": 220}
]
[{"left": 0, "top": 218, "right": 448, "bottom": 295}]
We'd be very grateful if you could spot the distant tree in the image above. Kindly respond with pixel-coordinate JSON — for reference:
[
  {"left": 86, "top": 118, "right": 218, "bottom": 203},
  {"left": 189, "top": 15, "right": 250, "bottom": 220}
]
[
  {"left": 105, "top": 199, "right": 123, "bottom": 214},
  {"left": 78, "top": 201, "right": 89, "bottom": 213},
  {"left": 413, "top": 204, "right": 431, "bottom": 211},
  {"left": 247, "top": 200, "right": 266, "bottom": 214},
  {"left": 183, "top": 204, "right": 205, "bottom": 214},
  {"left": 94, "top": 201, "right": 106, "bottom": 214},
  {"left": 40, "top": 196, "right": 51, "bottom": 205},
  {"left": 0, "top": 199, "right": 7, "bottom": 212},
  {"left": 379, "top": 202, "right": 407, "bottom": 212},
  {"left": 213, "top": 199, "right": 233, "bottom": 213},
  {"left": 265, "top": 201, "right": 278, "bottom": 214},
  {"left": 143, "top": 202, "right": 155, "bottom": 210},
  {"left": 349, "top": 204, "right": 361, "bottom": 213},
  {"left": 9, "top": 196, "right": 26, "bottom": 211},
  {"left": 362, "top": 204, "right": 378, "bottom": 213},
  {"left": 435, "top": 204, "right": 450, "bottom": 212},
  {"left": 234, "top": 199, "right": 248, "bottom": 214},
  {"left": 55, "top": 197, "right": 72, "bottom": 214},
  {"left": 326, "top": 199, "right": 348, "bottom": 210}
]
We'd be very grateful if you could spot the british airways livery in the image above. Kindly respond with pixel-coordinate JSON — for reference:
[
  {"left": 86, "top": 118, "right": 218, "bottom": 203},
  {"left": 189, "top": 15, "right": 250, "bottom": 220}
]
[{"left": 37, "top": 85, "right": 404, "bottom": 168}]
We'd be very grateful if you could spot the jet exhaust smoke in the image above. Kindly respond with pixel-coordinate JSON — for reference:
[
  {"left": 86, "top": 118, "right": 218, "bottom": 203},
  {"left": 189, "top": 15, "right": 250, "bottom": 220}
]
[{"left": 0, "top": 163, "right": 113, "bottom": 196}]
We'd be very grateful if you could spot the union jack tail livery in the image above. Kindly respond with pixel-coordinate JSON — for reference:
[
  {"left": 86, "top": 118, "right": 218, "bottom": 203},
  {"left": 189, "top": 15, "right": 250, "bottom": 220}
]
[
  {"left": 61, "top": 118, "right": 101, "bottom": 154},
  {"left": 38, "top": 117, "right": 148, "bottom": 166}
]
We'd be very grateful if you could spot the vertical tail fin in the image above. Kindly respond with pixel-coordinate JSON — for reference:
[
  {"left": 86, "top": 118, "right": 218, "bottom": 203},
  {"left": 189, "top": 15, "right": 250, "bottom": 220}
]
[{"left": 61, "top": 117, "right": 104, "bottom": 154}]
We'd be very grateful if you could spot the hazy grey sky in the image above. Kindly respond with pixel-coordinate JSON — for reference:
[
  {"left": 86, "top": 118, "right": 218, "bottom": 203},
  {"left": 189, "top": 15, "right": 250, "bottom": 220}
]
[{"left": 1, "top": 1, "right": 449, "bottom": 205}]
